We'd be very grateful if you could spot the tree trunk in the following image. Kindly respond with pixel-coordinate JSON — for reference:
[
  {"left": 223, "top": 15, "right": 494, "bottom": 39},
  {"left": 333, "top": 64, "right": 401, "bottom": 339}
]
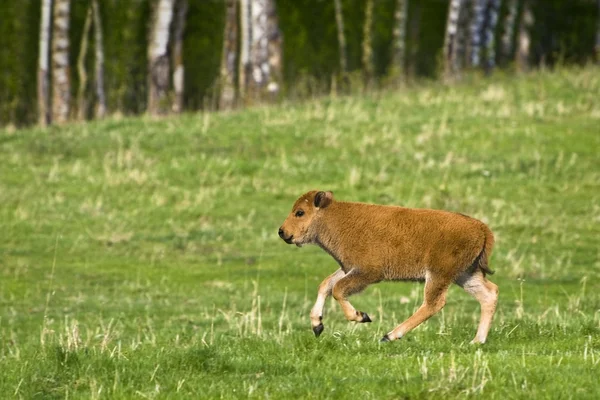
[
  {"left": 469, "top": 0, "right": 486, "bottom": 67},
  {"left": 266, "top": 0, "right": 282, "bottom": 99},
  {"left": 444, "top": 0, "right": 463, "bottom": 81},
  {"left": 516, "top": 0, "right": 533, "bottom": 73},
  {"left": 362, "top": 0, "right": 375, "bottom": 85},
  {"left": 92, "top": 0, "right": 106, "bottom": 118},
  {"left": 51, "top": 0, "right": 71, "bottom": 124},
  {"left": 391, "top": 0, "right": 409, "bottom": 79},
  {"left": 483, "top": 0, "right": 501, "bottom": 74},
  {"left": 38, "top": 0, "right": 53, "bottom": 126},
  {"left": 77, "top": 5, "right": 92, "bottom": 121},
  {"left": 239, "top": 0, "right": 252, "bottom": 102},
  {"left": 455, "top": 0, "right": 470, "bottom": 71},
  {"left": 333, "top": 0, "right": 347, "bottom": 75},
  {"left": 148, "top": 0, "right": 175, "bottom": 115},
  {"left": 249, "top": 0, "right": 269, "bottom": 101},
  {"left": 501, "top": 0, "right": 518, "bottom": 64},
  {"left": 172, "top": 0, "right": 188, "bottom": 113},
  {"left": 407, "top": 1, "right": 421, "bottom": 77},
  {"left": 219, "top": 0, "right": 237, "bottom": 110},
  {"left": 596, "top": 0, "right": 600, "bottom": 64}
]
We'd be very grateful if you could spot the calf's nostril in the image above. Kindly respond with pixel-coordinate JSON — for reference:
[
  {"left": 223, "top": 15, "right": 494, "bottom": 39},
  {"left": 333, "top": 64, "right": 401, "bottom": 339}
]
[{"left": 278, "top": 228, "right": 284, "bottom": 238}]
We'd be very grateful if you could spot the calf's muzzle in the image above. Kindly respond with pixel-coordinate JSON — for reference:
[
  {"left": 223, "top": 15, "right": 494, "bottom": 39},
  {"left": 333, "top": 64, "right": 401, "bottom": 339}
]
[{"left": 278, "top": 227, "right": 294, "bottom": 244}]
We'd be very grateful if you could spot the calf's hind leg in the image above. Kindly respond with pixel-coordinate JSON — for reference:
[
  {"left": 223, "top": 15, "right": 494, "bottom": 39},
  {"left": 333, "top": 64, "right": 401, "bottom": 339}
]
[
  {"left": 331, "top": 270, "right": 375, "bottom": 324},
  {"left": 382, "top": 274, "right": 449, "bottom": 342},
  {"left": 310, "top": 268, "right": 346, "bottom": 337},
  {"left": 455, "top": 270, "right": 498, "bottom": 344}
]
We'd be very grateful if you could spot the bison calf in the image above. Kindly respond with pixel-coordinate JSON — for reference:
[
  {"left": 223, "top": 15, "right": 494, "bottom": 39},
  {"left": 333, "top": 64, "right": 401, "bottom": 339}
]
[{"left": 278, "top": 190, "right": 498, "bottom": 344}]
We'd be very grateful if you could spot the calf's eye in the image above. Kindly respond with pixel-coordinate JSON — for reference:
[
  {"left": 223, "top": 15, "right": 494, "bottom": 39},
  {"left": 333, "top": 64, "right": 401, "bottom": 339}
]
[{"left": 295, "top": 210, "right": 305, "bottom": 217}]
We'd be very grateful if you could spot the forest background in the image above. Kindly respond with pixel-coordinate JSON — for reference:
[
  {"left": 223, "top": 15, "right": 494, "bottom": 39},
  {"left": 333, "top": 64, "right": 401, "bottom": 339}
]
[{"left": 1, "top": 0, "right": 599, "bottom": 127}]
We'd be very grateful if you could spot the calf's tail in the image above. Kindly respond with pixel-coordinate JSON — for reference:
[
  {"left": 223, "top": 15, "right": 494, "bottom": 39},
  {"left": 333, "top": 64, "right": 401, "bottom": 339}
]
[{"left": 476, "top": 226, "right": 495, "bottom": 276}]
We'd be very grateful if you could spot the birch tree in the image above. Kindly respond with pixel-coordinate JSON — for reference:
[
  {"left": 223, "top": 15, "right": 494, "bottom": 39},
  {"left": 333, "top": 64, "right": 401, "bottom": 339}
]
[
  {"left": 516, "top": 0, "right": 534, "bottom": 73},
  {"left": 245, "top": 0, "right": 281, "bottom": 101},
  {"left": 77, "top": 5, "right": 92, "bottom": 120},
  {"left": 362, "top": 0, "right": 375, "bottom": 84},
  {"left": 219, "top": 0, "right": 238, "bottom": 110},
  {"left": 333, "top": 0, "right": 348, "bottom": 75},
  {"left": 469, "top": 0, "right": 486, "bottom": 67},
  {"left": 391, "top": 0, "right": 409, "bottom": 79},
  {"left": 92, "top": 0, "right": 106, "bottom": 118},
  {"left": 148, "top": 0, "right": 175, "bottom": 115},
  {"left": 52, "top": 0, "right": 71, "bottom": 124},
  {"left": 407, "top": 1, "right": 422, "bottom": 77},
  {"left": 596, "top": 0, "right": 600, "bottom": 64},
  {"left": 455, "top": 0, "right": 470, "bottom": 71},
  {"left": 266, "top": 0, "right": 282, "bottom": 97},
  {"left": 444, "top": 0, "right": 463, "bottom": 80},
  {"left": 248, "top": 0, "right": 269, "bottom": 100},
  {"left": 483, "top": 0, "right": 501, "bottom": 74},
  {"left": 172, "top": 0, "right": 188, "bottom": 113},
  {"left": 38, "top": 0, "right": 52, "bottom": 126},
  {"left": 239, "top": 0, "right": 252, "bottom": 101},
  {"left": 501, "top": 0, "right": 518, "bottom": 63}
]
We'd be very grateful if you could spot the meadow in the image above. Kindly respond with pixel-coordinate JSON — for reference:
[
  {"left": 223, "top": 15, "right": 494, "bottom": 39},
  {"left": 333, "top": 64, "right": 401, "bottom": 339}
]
[{"left": 1, "top": 67, "right": 599, "bottom": 399}]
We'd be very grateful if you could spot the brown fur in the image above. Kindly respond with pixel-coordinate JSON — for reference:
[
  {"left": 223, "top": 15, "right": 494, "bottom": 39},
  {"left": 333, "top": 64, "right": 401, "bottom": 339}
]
[{"left": 279, "top": 190, "right": 499, "bottom": 344}]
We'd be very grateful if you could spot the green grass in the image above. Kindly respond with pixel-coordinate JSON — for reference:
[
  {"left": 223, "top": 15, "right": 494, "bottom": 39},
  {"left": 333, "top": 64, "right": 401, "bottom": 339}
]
[{"left": 1, "top": 66, "right": 599, "bottom": 399}]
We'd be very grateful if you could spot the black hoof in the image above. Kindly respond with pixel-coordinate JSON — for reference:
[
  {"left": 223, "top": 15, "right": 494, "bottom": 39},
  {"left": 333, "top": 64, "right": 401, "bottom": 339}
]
[
  {"left": 380, "top": 334, "right": 391, "bottom": 343},
  {"left": 313, "top": 323, "right": 324, "bottom": 337},
  {"left": 360, "top": 312, "right": 372, "bottom": 323}
]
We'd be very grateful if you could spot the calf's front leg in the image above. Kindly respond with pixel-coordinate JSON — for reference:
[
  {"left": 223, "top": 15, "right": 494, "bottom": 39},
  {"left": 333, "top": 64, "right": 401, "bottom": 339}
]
[
  {"left": 331, "top": 270, "right": 374, "bottom": 324},
  {"left": 310, "top": 268, "right": 346, "bottom": 336}
]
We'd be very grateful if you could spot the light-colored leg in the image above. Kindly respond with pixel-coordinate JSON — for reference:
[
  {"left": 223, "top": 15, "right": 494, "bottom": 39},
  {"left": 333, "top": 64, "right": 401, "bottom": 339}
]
[
  {"left": 310, "top": 268, "right": 346, "bottom": 336},
  {"left": 331, "top": 270, "right": 374, "bottom": 323},
  {"left": 383, "top": 274, "right": 449, "bottom": 341},
  {"left": 455, "top": 271, "right": 499, "bottom": 344}
]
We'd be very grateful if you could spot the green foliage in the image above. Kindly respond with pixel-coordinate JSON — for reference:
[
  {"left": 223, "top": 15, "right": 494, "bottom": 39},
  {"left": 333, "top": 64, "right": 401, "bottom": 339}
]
[
  {"left": 0, "top": 0, "right": 39, "bottom": 126},
  {"left": 184, "top": 0, "right": 226, "bottom": 110},
  {"left": 1, "top": 67, "right": 599, "bottom": 397},
  {"left": 102, "top": 0, "right": 151, "bottom": 115},
  {"left": 532, "top": 0, "right": 598, "bottom": 65},
  {"left": 277, "top": 0, "right": 339, "bottom": 81}
]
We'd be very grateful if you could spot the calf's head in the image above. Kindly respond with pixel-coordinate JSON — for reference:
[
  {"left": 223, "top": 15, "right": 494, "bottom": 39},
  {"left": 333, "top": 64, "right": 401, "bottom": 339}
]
[{"left": 278, "top": 190, "right": 333, "bottom": 247}]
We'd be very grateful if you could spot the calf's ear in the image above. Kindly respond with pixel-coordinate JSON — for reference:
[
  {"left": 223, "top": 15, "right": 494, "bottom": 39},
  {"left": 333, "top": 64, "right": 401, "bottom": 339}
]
[{"left": 314, "top": 191, "right": 334, "bottom": 208}]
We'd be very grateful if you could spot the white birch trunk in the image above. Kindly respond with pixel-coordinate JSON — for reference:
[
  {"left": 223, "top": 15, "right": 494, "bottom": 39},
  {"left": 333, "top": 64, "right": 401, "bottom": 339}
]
[
  {"left": 172, "top": 0, "right": 188, "bottom": 113},
  {"left": 52, "top": 0, "right": 71, "bottom": 124},
  {"left": 596, "top": 0, "right": 600, "bottom": 63},
  {"left": 220, "top": 0, "right": 238, "bottom": 110},
  {"left": 455, "top": 0, "right": 469, "bottom": 71},
  {"left": 77, "top": 5, "right": 92, "bottom": 120},
  {"left": 92, "top": 0, "right": 106, "bottom": 118},
  {"left": 250, "top": 0, "right": 269, "bottom": 99},
  {"left": 483, "top": 0, "right": 501, "bottom": 73},
  {"left": 239, "top": 0, "right": 252, "bottom": 100},
  {"left": 392, "top": 0, "right": 409, "bottom": 77},
  {"left": 516, "top": 0, "right": 533, "bottom": 73},
  {"left": 469, "top": 0, "right": 486, "bottom": 67},
  {"left": 38, "top": 0, "right": 53, "bottom": 126},
  {"left": 407, "top": 1, "right": 422, "bottom": 76},
  {"left": 333, "top": 0, "right": 347, "bottom": 74},
  {"left": 266, "top": 0, "right": 282, "bottom": 97},
  {"left": 501, "top": 0, "right": 518, "bottom": 62},
  {"left": 148, "top": 0, "right": 175, "bottom": 115},
  {"left": 362, "top": 0, "right": 375, "bottom": 83},
  {"left": 444, "top": 0, "right": 463, "bottom": 79}
]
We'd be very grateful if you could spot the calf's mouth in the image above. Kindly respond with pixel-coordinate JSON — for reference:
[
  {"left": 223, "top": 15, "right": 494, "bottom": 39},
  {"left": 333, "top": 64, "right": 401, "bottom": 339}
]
[{"left": 283, "top": 235, "right": 294, "bottom": 244}]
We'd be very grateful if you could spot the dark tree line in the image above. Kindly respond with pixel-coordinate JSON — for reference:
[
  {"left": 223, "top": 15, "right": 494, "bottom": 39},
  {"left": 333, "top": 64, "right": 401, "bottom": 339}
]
[{"left": 0, "top": 0, "right": 598, "bottom": 127}]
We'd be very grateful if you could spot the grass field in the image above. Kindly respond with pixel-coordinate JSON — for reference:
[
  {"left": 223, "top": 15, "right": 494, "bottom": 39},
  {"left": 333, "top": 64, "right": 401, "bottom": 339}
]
[{"left": 1, "top": 66, "right": 599, "bottom": 399}]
